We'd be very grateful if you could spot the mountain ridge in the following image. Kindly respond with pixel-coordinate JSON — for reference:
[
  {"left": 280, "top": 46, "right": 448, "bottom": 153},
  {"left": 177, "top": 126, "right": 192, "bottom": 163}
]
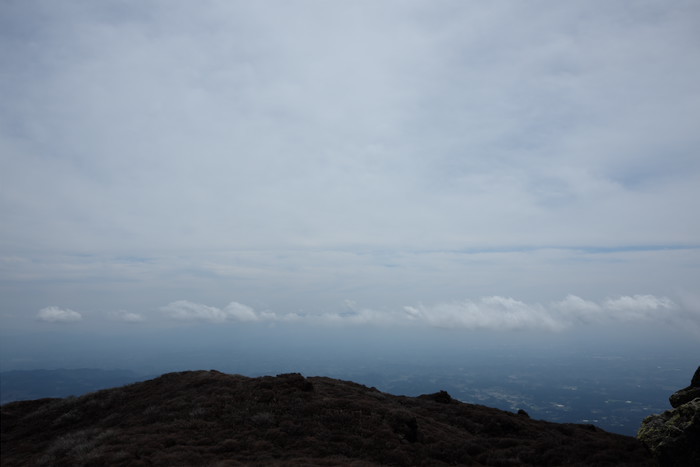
[{"left": 1, "top": 370, "right": 654, "bottom": 466}]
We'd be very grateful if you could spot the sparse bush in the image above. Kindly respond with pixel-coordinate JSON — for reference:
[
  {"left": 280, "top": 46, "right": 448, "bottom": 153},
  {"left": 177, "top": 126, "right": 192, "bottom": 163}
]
[
  {"left": 40, "top": 428, "right": 116, "bottom": 465},
  {"left": 53, "top": 408, "right": 83, "bottom": 426}
]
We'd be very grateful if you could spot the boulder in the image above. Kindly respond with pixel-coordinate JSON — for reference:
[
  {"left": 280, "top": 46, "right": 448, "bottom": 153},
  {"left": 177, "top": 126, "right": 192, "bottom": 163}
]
[
  {"left": 669, "top": 366, "right": 700, "bottom": 408},
  {"left": 638, "top": 399, "right": 700, "bottom": 466},
  {"left": 638, "top": 366, "right": 700, "bottom": 466}
]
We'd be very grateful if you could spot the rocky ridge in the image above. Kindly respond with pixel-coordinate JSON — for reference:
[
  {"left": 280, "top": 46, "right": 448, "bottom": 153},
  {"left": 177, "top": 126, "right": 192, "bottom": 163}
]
[{"left": 1, "top": 370, "right": 653, "bottom": 466}]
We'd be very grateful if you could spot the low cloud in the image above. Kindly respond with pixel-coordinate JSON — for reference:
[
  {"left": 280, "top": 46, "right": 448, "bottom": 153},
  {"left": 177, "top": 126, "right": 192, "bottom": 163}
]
[
  {"left": 37, "top": 306, "right": 82, "bottom": 323},
  {"left": 157, "top": 294, "right": 693, "bottom": 332},
  {"left": 553, "top": 294, "right": 680, "bottom": 324},
  {"left": 110, "top": 310, "right": 145, "bottom": 323},
  {"left": 408, "top": 294, "right": 683, "bottom": 331},
  {"left": 316, "top": 304, "right": 404, "bottom": 326},
  {"left": 223, "top": 302, "right": 260, "bottom": 322},
  {"left": 160, "top": 300, "right": 282, "bottom": 323},
  {"left": 551, "top": 295, "right": 604, "bottom": 325},
  {"left": 604, "top": 294, "right": 675, "bottom": 315},
  {"left": 405, "top": 297, "right": 565, "bottom": 331}
]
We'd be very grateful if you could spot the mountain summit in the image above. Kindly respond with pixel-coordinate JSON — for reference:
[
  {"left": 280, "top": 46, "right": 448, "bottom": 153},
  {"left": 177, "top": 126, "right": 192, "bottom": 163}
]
[{"left": 1, "top": 370, "right": 653, "bottom": 466}]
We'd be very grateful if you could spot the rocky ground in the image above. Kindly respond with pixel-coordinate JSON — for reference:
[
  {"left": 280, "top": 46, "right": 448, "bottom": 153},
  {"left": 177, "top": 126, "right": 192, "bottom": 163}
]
[
  {"left": 2, "top": 370, "right": 655, "bottom": 466},
  {"left": 638, "top": 366, "right": 700, "bottom": 467}
]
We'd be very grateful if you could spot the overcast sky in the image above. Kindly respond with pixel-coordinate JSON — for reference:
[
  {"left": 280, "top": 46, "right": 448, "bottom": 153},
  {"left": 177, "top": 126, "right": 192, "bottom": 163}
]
[{"left": 1, "top": 0, "right": 699, "bottom": 340}]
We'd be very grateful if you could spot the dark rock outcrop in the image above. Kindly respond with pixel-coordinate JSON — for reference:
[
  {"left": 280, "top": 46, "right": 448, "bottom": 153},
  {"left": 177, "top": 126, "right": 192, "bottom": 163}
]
[
  {"left": 418, "top": 389, "right": 453, "bottom": 404},
  {"left": 2, "top": 370, "right": 653, "bottom": 466},
  {"left": 638, "top": 366, "right": 700, "bottom": 466},
  {"left": 669, "top": 366, "right": 700, "bottom": 408}
]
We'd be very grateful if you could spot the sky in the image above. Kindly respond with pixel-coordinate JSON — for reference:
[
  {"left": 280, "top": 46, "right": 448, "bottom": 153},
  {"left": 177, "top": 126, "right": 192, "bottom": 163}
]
[{"left": 1, "top": 0, "right": 700, "bottom": 369}]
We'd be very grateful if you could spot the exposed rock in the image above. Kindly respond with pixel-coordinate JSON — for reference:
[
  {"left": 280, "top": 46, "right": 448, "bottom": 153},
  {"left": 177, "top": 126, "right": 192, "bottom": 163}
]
[
  {"left": 638, "top": 366, "right": 700, "bottom": 466},
  {"left": 419, "top": 389, "right": 453, "bottom": 404},
  {"left": 670, "top": 386, "right": 700, "bottom": 409},
  {"left": 275, "top": 372, "right": 315, "bottom": 392},
  {"left": 638, "top": 399, "right": 700, "bottom": 466},
  {"left": 669, "top": 366, "right": 700, "bottom": 408}
]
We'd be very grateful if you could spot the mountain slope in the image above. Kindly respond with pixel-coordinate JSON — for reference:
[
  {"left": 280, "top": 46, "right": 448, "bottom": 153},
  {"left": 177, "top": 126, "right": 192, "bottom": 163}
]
[{"left": 1, "top": 370, "right": 653, "bottom": 466}]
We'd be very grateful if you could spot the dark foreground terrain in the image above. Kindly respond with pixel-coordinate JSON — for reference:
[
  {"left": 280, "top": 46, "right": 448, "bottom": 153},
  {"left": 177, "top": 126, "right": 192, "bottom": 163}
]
[{"left": 1, "top": 370, "right": 653, "bottom": 466}]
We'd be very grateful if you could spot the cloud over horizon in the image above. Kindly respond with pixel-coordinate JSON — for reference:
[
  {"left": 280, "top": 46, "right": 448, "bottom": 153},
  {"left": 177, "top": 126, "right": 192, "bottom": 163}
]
[
  {"left": 404, "top": 294, "right": 691, "bottom": 331},
  {"left": 152, "top": 294, "right": 697, "bottom": 333},
  {"left": 36, "top": 306, "right": 83, "bottom": 323},
  {"left": 110, "top": 310, "right": 145, "bottom": 323},
  {"left": 160, "top": 300, "right": 281, "bottom": 323}
]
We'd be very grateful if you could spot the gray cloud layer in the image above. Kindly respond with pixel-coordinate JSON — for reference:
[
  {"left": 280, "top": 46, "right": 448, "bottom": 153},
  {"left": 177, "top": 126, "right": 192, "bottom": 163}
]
[
  {"left": 2, "top": 1, "right": 698, "bottom": 254},
  {"left": 2, "top": 1, "right": 699, "bottom": 333}
]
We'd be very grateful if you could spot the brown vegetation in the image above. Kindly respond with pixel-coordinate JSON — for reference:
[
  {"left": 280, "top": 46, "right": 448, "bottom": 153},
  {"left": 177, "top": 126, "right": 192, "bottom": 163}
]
[{"left": 1, "top": 370, "right": 654, "bottom": 466}]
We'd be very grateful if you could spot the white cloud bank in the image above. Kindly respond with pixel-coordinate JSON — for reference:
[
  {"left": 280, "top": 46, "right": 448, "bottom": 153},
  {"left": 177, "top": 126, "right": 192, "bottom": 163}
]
[
  {"left": 37, "top": 306, "right": 82, "bottom": 323},
  {"left": 405, "top": 297, "right": 563, "bottom": 331},
  {"left": 160, "top": 300, "right": 287, "bottom": 323},
  {"left": 110, "top": 310, "right": 145, "bottom": 323},
  {"left": 408, "top": 294, "right": 682, "bottom": 331},
  {"left": 157, "top": 294, "right": 698, "bottom": 332}
]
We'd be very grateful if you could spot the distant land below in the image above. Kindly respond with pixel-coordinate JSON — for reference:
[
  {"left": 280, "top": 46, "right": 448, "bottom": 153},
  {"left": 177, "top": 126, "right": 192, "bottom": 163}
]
[
  {"left": 3, "top": 324, "right": 696, "bottom": 437},
  {"left": 2, "top": 370, "right": 657, "bottom": 466},
  {"left": 0, "top": 369, "right": 150, "bottom": 405},
  {"left": 1, "top": 354, "right": 692, "bottom": 437}
]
